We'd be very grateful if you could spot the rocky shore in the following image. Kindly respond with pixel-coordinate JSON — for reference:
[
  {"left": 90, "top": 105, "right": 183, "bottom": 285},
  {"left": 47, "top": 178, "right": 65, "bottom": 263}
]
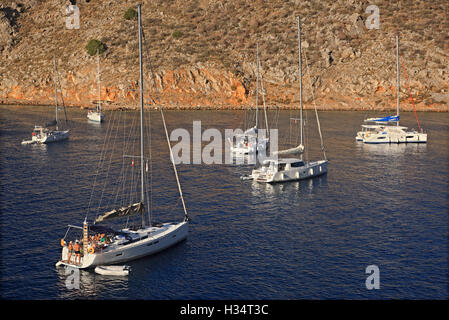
[{"left": 1, "top": 0, "right": 448, "bottom": 111}]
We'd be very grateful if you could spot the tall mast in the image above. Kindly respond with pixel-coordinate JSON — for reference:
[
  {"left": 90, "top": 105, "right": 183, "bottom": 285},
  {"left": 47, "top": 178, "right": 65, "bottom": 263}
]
[
  {"left": 138, "top": 4, "right": 146, "bottom": 228},
  {"left": 53, "top": 55, "right": 59, "bottom": 129},
  {"left": 396, "top": 34, "right": 400, "bottom": 126},
  {"left": 297, "top": 16, "right": 303, "bottom": 147},
  {"left": 255, "top": 42, "right": 259, "bottom": 128},
  {"left": 97, "top": 49, "right": 101, "bottom": 113}
]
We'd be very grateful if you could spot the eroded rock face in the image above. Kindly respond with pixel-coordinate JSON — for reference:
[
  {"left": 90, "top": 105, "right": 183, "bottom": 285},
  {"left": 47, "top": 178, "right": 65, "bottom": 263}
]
[{"left": 0, "top": 0, "right": 448, "bottom": 111}]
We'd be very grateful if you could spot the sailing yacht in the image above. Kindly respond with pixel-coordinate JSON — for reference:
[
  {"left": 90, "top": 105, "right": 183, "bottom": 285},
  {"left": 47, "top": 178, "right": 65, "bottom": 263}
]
[
  {"left": 87, "top": 50, "right": 105, "bottom": 122},
  {"left": 249, "top": 16, "right": 327, "bottom": 183},
  {"left": 56, "top": 4, "right": 189, "bottom": 269},
  {"left": 22, "top": 57, "right": 70, "bottom": 145},
  {"left": 229, "top": 43, "right": 269, "bottom": 155},
  {"left": 356, "top": 35, "right": 427, "bottom": 144}
]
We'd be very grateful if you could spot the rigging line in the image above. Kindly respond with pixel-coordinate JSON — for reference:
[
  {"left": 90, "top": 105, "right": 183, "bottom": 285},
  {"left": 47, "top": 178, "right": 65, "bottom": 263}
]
[
  {"left": 86, "top": 106, "right": 118, "bottom": 219},
  {"left": 95, "top": 109, "right": 123, "bottom": 217},
  {"left": 142, "top": 28, "right": 156, "bottom": 224},
  {"left": 160, "top": 108, "right": 189, "bottom": 221},
  {"left": 399, "top": 53, "right": 421, "bottom": 131},
  {"left": 54, "top": 64, "right": 69, "bottom": 125},
  {"left": 302, "top": 48, "right": 327, "bottom": 160},
  {"left": 259, "top": 71, "right": 270, "bottom": 137}
]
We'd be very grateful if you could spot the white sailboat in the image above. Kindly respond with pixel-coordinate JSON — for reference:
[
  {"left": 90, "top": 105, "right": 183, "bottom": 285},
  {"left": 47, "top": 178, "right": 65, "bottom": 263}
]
[
  {"left": 356, "top": 35, "right": 427, "bottom": 144},
  {"left": 22, "top": 57, "right": 70, "bottom": 145},
  {"left": 56, "top": 4, "right": 189, "bottom": 269},
  {"left": 249, "top": 16, "right": 327, "bottom": 183},
  {"left": 87, "top": 50, "right": 105, "bottom": 122},
  {"left": 229, "top": 43, "right": 269, "bottom": 155}
]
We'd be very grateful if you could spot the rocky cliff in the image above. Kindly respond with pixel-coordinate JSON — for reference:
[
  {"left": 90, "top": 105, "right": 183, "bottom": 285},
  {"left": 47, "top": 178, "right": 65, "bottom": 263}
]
[{"left": 1, "top": 0, "right": 448, "bottom": 111}]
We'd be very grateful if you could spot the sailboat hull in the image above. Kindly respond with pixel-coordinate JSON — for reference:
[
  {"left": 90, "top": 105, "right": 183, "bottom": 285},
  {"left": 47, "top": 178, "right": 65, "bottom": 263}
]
[
  {"left": 58, "top": 221, "right": 188, "bottom": 269},
  {"left": 253, "top": 160, "right": 327, "bottom": 183},
  {"left": 87, "top": 111, "right": 104, "bottom": 122}
]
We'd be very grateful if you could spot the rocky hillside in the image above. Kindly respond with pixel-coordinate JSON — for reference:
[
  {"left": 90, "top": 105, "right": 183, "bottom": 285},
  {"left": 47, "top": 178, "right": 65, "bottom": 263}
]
[{"left": 1, "top": 0, "right": 448, "bottom": 111}]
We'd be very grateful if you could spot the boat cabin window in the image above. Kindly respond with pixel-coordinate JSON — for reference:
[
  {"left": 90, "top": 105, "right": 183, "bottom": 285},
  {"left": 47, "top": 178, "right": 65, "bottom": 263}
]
[{"left": 290, "top": 161, "right": 305, "bottom": 168}]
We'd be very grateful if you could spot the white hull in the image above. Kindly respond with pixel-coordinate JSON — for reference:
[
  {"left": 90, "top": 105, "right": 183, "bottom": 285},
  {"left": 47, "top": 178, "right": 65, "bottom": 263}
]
[
  {"left": 252, "top": 160, "right": 328, "bottom": 183},
  {"left": 87, "top": 111, "right": 104, "bottom": 122},
  {"left": 229, "top": 137, "right": 269, "bottom": 155},
  {"left": 22, "top": 128, "right": 70, "bottom": 145},
  {"left": 362, "top": 131, "right": 427, "bottom": 144},
  {"left": 57, "top": 221, "right": 188, "bottom": 269},
  {"left": 94, "top": 265, "right": 130, "bottom": 276}
]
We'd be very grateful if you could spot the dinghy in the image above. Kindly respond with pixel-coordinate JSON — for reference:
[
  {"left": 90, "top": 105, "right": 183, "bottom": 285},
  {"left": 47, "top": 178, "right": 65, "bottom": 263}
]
[{"left": 95, "top": 265, "right": 130, "bottom": 276}]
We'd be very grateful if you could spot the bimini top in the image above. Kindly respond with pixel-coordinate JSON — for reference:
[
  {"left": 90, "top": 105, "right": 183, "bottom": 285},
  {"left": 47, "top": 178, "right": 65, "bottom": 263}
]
[{"left": 365, "top": 115, "right": 399, "bottom": 123}]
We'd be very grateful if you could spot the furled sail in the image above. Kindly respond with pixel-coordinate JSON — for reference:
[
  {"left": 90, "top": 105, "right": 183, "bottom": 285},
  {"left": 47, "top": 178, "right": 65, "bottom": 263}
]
[
  {"left": 95, "top": 202, "right": 144, "bottom": 223},
  {"left": 273, "top": 144, "right": 304, "bottom": 156},
  {"left": 365, "top": 115, "right": 399, "bottom": 122}
]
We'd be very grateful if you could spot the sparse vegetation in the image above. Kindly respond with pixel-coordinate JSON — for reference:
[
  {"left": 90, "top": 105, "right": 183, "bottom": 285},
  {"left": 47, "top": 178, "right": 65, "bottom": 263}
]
[
  {"left": 172, "top": 30, "right": 182, "bottom": 39},
  {"left": 124, "top": 8, "right": 137, "bottom": 20},
  {"left": 86, "top": 39, "right": 106, "bottom": 56}
]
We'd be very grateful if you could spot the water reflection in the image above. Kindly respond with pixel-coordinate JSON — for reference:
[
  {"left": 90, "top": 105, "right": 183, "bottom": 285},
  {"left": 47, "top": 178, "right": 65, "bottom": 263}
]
[
  {"left": 56, "top": 266, "right": 129, "bottom": 299},
  {"left": 250, "top": 174, "right": 328, "bottom": 198},
  {"left": 355, "top": 141, "right": 427, "bottom": 156}
]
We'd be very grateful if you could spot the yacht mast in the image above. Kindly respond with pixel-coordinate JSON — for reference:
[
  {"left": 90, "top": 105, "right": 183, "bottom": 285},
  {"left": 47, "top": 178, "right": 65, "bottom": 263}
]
[
  {"left": 297, "top": 16, "right": 303, "bottom": 150},
  {"left": 53, "top": 55, "right": 59, "bottom": 130},
  {"left": 396, "top": 34, "right": 400, "bottom": 126},
  {"left": 255, "top": 42, "right": 259, "bottom": 128},
  {"left": 138, "top": 4, "right": 146, "bottom": 228},
  {"left": 97, "top": 49, "right": 101, "bottom": 113}
]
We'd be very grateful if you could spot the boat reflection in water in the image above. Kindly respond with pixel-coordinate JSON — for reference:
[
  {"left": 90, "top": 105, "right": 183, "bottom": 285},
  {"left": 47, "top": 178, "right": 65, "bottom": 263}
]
[
  {"left": 56, "top": 266, "right": 129, "bottom": 299},
  {"left": 250, "top": 173, "right": 328, "bottom": 198}
]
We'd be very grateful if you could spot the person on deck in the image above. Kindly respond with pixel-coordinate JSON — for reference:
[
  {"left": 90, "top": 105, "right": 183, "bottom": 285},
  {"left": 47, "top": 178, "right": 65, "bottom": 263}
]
[
  {"left": 67, "top": 241, "right": 73, "bottom": 264},
  {"left": 74, "top": 240, "right": 81, "bottom": 265}
]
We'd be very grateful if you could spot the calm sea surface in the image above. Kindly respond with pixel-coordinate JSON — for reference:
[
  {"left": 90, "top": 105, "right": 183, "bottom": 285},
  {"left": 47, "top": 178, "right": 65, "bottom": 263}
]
[{"left": 0, "top": 105, "right": 448, "bottom": 299}]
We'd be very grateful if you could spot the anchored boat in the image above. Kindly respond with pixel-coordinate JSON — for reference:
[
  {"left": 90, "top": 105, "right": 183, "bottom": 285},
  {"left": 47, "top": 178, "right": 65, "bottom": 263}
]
[
  {"left": 87, "top": 49, "right": 105, "bottom": 123},
  {"left": 22, "top": 56, "right": 70, "bottom": 145},
  {"left": 249, "top": 16, "right": 328, "bottom": 183},
  {"left": 356, "top": 35, "right": 427, "bottom": 144},
  {"left": 229, "top": 43, "right": 269, "bottom": 155},
  {"left": 56, "top": 4, "right": 189, "bottom": 270}
]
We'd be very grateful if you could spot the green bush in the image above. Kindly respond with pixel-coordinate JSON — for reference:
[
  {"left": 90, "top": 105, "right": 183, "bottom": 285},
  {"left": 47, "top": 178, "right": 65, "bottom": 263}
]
[
  {"left": 172, "top": 30, "right": 183, "bottom": 39},
  {"left": 124, "top": 8, "right": 137, "bottom": 20},
  {"left": 86, "top": 39, "right": 106, "bottom": 56}
]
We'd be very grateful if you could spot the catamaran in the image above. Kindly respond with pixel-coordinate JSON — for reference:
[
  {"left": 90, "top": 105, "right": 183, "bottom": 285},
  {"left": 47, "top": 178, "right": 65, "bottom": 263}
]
[
  {"left": 229, "top": 43, "right": 269, "bottom": 155},
  {"left": 56, "top": 4, "right": 189, "bottom": 269},
  {"left": 22, "top": 57, "right": 70, "bottom": 144},
  {"left": 248, "top": 16, "right": 327, "bottom": 183},
  {"left": 87, "top": 50, "right": 105, "bottom": 122},
  {"left": 356, "top": 35, "right": 427, "bottom": 144}
]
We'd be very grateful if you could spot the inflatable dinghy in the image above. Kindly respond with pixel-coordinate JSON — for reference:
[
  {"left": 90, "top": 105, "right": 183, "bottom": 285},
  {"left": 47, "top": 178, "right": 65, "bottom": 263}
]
[{"left": 95, "top": 265, "right": 130, "bottom": 276}]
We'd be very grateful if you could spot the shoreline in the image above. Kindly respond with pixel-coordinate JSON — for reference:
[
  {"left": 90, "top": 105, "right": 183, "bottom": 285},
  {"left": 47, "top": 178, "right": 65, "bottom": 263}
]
[{"left": 1, "top": 102, "right": 447, "bottom": 112}]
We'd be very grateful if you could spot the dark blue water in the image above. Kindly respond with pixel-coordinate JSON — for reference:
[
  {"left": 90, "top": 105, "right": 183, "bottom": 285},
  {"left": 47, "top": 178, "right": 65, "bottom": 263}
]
[{"left": 1, "top": 105, "right": 448, "bottom": 299}]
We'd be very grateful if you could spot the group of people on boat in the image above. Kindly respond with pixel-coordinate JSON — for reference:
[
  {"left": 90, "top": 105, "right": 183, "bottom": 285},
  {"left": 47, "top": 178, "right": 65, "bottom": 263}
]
[{"left": 60, "top": 233, "right": 111, "bottom": 265}]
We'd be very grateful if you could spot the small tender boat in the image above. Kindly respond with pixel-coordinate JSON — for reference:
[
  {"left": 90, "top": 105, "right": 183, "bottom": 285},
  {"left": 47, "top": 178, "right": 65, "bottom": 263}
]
[{"left": 95, "top": 265, "right": 130, "bottom": 276}]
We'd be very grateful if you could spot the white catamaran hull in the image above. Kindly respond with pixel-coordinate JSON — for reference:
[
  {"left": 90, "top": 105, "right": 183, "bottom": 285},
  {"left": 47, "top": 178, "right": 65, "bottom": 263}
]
[
  {"left": 253, "top": 160, "right": 328, "bottom": 183},
  {"left": 362, "top": 131, "right": 427, "bottom": 144},
  {"left": 57, "top": 221, "right": 188, "bottom": 269}
]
